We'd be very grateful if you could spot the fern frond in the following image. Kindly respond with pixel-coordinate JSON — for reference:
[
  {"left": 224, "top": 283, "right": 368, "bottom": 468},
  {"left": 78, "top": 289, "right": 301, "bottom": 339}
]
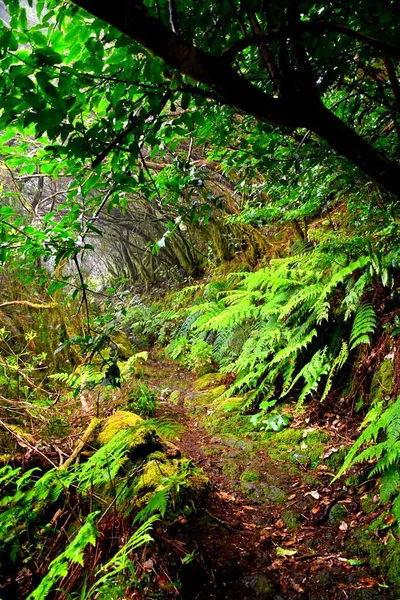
[
  {"left": 320, "top": 342, "right": 349, "bottom": 403},
  {"left": 349, "top": 302, "right": 376, "bottom": 350},
  {"left": 269, "top": 329, "right": 317, "bottom": 366},
  {"left": 334, "top": 396, "right": 400, "bottom": 481},
  {"left": 379, "top": 467, "right": 400, "bottom": 503}
]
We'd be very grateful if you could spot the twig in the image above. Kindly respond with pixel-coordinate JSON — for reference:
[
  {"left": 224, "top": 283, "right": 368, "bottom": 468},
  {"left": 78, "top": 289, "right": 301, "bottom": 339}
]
[{"left": 199, "top": 507, "right": 239, "bottom": 532}]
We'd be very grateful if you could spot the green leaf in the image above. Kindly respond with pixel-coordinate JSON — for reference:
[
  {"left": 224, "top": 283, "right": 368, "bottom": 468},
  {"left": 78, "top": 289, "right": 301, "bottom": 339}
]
[{"left": 276, "top": 547, "right": 297, "bottom": 557}]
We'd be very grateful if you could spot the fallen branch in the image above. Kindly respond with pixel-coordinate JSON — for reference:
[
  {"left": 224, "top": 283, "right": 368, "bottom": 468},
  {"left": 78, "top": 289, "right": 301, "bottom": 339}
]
[
  {"left": 0, "top": 300, "right": 57, "bottom": 309},
  {"left": 0, "top": 418, "right": 57, "bottom": 468},
  {"left": 59, "top": 417, "right": 101, "bottom": 470}
]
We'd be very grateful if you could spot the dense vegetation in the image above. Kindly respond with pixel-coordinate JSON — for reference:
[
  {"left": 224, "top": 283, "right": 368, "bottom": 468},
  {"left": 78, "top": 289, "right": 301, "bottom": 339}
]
[{"left": 1, "top": 0, "right": 400, "bottom": 597}]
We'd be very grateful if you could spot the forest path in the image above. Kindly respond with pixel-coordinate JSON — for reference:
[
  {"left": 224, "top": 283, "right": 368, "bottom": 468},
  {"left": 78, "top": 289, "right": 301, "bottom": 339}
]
[{"left": 143, "top": 351, "right": 393, "bottom": 600}]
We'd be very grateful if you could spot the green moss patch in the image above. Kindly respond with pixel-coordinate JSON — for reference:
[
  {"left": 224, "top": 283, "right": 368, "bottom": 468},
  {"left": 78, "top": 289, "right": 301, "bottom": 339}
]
[
  {"left": 193, "top": 372, "right": 225, "bottom": 391},
  {"left": 370, "top": 358, "right": 394, "bottom": 404},
  {"left": 264, "top": 427, "right": 329, "bottom": 468},
  {"left": 97, "top": 411, "right": 153, "bottom": 453},
  {"left": 110, "top": 329, "right": 134, "bottom": 360},
  {"left": 349, "top": 519, "right": 400, "bottom": 590},
  {"left": 168, "top": 390, "right": 181, "bottom": 404},
  {"left": 240, "top": 469, "right": 260, "bottom": 482},
  {"left": 185, "top": 385, "right": 226, "bottom": 407}
]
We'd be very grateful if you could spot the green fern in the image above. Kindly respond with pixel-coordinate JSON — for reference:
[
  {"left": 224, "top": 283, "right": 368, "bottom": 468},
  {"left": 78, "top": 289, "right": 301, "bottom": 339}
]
[
  {"left": 335, "top": 396, "right": 400, "bottom": 518},
  {"left": 320, "top": 342, "right": 349, "bottom": 403},
  {"left": 349, "top": 302, "right": 377, "bottom": 350}
]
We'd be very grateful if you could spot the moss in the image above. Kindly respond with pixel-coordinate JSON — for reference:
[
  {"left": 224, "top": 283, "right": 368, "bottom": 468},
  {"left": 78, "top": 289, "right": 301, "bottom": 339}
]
[
  {"left": 7, "top": 424, "right": 35, "bottom": 445},
  {"left": 370, "top": 358, "right": 394, "bottom": 404},
  {"left": 325, "top": 446, "right": 348, "bottom": 471},
  {"left": 345, "top": 474, "right": 362, "bottom": 487},
  {"left": 134, "top": 458, "right": 209, "bottom": 508},
  {"left": 203, "top": 447, "right": 221, "bottom": 456},
  {"left": 111, "top": 329, "right": 134, "bottom": 360},
  {"left": 185, "top": 385, "right": 226, "bottom": 406},
  {"left": 240, "top": 469, "right": 260, "bottom": 482},
  {"left": 264, "top": 427, "right": 329, "bottom": 468},
  {"left": 185, "top": 471, "right": 210, "bottom": 503},
  {"left": 303, "top": 474, "right": 324, "bottom": 487},
  {"left": 146, "top": 451, "right": 168, "bottom": 463},
  {"left": 168, "top": 390, "right": 181, "bottom": 404},
  {"left": 328, "top": 503, "right": 348, "bottom": 524},
  {"left": 349, "top": 523, "right": 400, "bottom": 590},
  {"left": 215, "top": 396, "right": 244, "bottom": 412},
  {"left": 360, "top": 494, "right": 376, "bottom": 515},
  {"left": 282, "top": 509, "right": 300, "bottom": 531},
  {"left": 221, "top": 461, "right": 240, "bottom": 478},
  {"left": 98, "top": 411, "right": 145, "bottom": 445},
  {"left": 197, "top": 364, "right": 218, "bottom": 376},
  {"left": 204, "top": 410, "right": 251, "bottom": 436},
  {"left": 262, "top": 484, "right": 287, "bottom": 505},
  {"left": 193, "top": 372, "right": 225, "bottom": 391},
  {"left": 135, "top": 458, "right": 179, "bottom": 494}
]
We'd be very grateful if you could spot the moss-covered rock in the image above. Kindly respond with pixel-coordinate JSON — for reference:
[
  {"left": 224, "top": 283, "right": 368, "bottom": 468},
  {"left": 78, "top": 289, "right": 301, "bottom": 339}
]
[
  {"left": 185, "top": 385, "right": 226, "bottom": 407},
  {"left": 325, "top": 446, "right": 348, "bottom": 471},
  {"left": 136, "top": 457, "right": 179, "bottom": 493},
  {"left": 97, "top": 410, "right": 209, "bottom": 513},
  {"left": 98, "top": 411, "right": 146, "bottom": 446},
  {"left": 134, "top": 457, "right": 209, "bottom": 509},
  {"left": 111, "top": 329, "right": 134, "bottom": 360},
  {"left": 221, "top": 461, "right": 240, "bottom": 478},
  {"left": 328, "top": 503, "right": 348, "bottom": 524},
  {"left": 193, "top": 372, "right": 225, "bottom": 392},
  {"left": 264, "top": 427, "right": 329, "bottom": 468},
  {"left": 168, "top": 390, "right": 181, "bottom": 404},
  {"left": 348, "top": 519, "right": 400, "bottom": 590},
  {"left": 282, "top": 509, "right": 301, "bottom": 531}
]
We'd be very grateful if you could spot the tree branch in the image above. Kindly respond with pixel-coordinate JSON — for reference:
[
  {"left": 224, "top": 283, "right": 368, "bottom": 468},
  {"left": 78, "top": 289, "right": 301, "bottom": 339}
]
[
  {"left": 302, "top": 20, "right": 400, "bottom": 60},
  {"left": 69, "top": 0, "right": 400, "bottom": 197}
]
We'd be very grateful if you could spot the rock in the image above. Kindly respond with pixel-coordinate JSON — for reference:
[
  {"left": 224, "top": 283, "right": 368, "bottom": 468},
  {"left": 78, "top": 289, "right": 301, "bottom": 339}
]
[
  {"left": 185, "top": 385, "right": 226, "bottom": 406},
  {"left": 134, "top": 457, "right": 210, "bottom": 509},
  {"left": 292, "top": 452, "right": 309, "bottom": 466},
  {"left": 193, "top": 372, "right": 225, "bottom": 391},
  {"left": 243, "top": 573, "right": 278, "bottom": 598},
  {"left": 168, "top": 390, "right": 181, "bottom": 404},
  {"left": 98, "top": 411, "right": 145, "bottom": 445},
  {"left": 260, "top": 483, "right": 287, "bottom": 504},
  {"left": 222, "top": 438, "right": 252, "bottom": 451},
  {"left": 110, "top": 329, "right": 134, "bottom": 360},
  {"left": 242, "top": 482, "right": 263, "bottom": 499}
]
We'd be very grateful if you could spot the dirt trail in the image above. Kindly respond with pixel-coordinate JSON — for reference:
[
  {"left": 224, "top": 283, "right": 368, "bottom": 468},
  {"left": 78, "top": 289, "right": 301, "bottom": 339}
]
[{"left": 145, "top": 352, "right": 395, "bottom": 600}]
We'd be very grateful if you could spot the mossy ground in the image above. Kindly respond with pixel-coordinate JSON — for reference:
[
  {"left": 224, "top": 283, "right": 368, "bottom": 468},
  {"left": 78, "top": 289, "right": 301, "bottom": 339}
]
[
  {"left": 263, "top": 426, "right": 329, "bottom": 468},
  {"left": 348, "top": 518, "right": 400, "bottom": 589}
]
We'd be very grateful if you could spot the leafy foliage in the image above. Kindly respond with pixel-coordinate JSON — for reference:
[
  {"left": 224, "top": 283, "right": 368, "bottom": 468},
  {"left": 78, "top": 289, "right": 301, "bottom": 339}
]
[
  {"left": 165, "top": 246, "right": 377, "bottom": 408},
  {"left": 335, "top": 396, "right": 400, "bottom": 521}
]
